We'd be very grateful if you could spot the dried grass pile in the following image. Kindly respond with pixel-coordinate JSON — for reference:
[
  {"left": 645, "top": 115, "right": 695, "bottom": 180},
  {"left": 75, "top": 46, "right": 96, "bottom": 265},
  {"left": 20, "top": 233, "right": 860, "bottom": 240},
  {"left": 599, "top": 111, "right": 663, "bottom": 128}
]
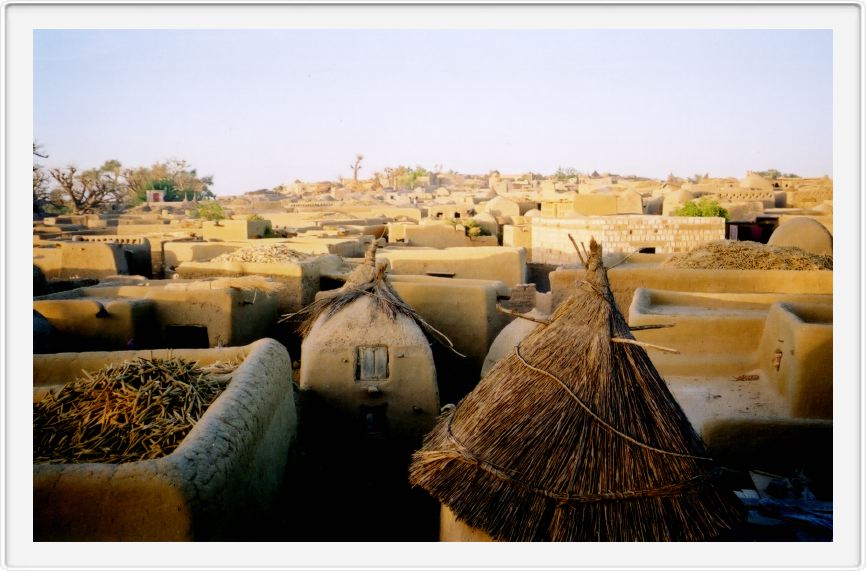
[
  {"left": 34, "top": 357, "right": 237, "bottom": 464},
  {"left": 409, "top": 239, "right": 743, "bottom": 541},
  {"left": 283, "top": 241, "right": 460, "bottom": 353},
  {"left": 210, "top": 244, "right": 315, "bottom": 264},
  {"left": 664, "top": 240, "right": 832, "bottom": 271}
]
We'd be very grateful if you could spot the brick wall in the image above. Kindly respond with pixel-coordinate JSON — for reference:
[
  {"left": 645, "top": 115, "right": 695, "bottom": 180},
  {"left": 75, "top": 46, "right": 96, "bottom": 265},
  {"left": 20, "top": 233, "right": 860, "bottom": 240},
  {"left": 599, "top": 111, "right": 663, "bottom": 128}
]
[{"left": 528, "top": 215, "right": 725, "bottom": 265}]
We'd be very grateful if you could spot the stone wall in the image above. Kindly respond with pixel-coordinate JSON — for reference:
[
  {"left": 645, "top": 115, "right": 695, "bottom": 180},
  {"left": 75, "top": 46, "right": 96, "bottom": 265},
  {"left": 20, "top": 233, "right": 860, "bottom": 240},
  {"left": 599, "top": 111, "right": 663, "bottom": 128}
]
[{"left": 528, "top": 215, "right": 725, "bottom": 264}]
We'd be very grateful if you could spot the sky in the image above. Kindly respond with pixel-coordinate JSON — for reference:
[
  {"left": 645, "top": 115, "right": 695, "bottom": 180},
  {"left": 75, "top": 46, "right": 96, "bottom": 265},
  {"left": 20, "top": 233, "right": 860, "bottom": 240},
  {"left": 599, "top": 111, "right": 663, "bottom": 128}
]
[{"left": 33, "top": 29, "right": 832, "bottom": 195}]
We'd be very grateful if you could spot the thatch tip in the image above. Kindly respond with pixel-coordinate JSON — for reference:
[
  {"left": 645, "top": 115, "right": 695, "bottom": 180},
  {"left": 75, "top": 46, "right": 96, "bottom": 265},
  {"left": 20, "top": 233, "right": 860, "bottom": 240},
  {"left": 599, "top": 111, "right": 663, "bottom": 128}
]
[{"left": 363, "top": 240, "right": 378, "bottom": 267}]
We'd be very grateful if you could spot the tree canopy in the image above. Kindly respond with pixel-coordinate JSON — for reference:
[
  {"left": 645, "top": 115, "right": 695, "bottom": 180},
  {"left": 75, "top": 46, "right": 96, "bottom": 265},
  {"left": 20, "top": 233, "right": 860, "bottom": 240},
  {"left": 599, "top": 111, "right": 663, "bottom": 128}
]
[
  {"left": 383, "top": 165, "right": 429, "bottom": 189},
  {"left": 754, "top": 169, "right": 800, "bottom": 180},
  {"left": 33, "top": 143, "right": 51, "bottom": 213},
  {"left": 35, "top": 147, "right": 215, "bottom": 215},
  {"left": 554, "top": 166, "right": 579, "bottom": 181},
  {"left": 672, "top": 196, "right": 729, "bottom": 221}
]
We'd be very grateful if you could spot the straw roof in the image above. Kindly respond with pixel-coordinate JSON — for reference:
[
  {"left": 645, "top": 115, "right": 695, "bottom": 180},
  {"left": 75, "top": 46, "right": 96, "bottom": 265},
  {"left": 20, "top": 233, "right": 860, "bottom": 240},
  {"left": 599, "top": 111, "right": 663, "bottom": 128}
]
[
  {"left": 284, "top": 242, "right": 459, "bottom": 354},
  {"left": 409, "top": 239, "right": 743, "bottom": 541}
]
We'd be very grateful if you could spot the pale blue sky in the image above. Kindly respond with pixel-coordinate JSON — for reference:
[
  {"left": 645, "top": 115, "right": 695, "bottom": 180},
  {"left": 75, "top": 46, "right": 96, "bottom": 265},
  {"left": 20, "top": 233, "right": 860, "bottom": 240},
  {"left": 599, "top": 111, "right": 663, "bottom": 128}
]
[{"left": 34, "top": 29, "right": 832, "bottom": 195}]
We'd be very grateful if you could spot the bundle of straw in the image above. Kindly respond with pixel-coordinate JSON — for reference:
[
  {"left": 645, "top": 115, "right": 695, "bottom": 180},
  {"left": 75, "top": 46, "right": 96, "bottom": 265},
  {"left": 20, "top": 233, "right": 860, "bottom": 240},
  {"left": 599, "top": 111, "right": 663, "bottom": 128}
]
[
  {"left": 410, "top": 239, "right": 743, "bottom": 541},
  {"left": 664, "top": 240, "right": 832, "bottom": 271}
]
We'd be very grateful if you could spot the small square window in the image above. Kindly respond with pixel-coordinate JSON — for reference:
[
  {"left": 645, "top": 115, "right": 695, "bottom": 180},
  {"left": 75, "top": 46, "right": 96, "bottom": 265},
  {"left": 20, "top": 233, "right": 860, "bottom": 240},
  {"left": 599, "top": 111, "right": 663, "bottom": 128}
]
[{"left": 356, "top": 346, "right": 389, "bottom": 381}]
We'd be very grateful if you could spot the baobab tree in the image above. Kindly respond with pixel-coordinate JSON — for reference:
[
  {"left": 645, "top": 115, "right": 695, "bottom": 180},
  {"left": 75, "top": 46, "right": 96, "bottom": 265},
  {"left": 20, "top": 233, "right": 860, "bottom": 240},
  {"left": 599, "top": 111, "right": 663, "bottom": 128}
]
[
  {"left": 350, "top": 154, "right": 364, "bottom": 183},
  {"left": 48, "top": 161, "right": 128, "bottom": 214},
  {"left": 33, "top": 143, "right": 50, "bottom": 214}
]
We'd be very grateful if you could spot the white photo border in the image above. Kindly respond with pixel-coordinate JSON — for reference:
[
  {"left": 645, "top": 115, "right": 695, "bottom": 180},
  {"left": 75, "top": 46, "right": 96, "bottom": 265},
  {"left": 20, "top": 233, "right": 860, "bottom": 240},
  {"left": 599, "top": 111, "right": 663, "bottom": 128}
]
[{"left": 3, "top": 2, "right": 861, "bottom": 570}]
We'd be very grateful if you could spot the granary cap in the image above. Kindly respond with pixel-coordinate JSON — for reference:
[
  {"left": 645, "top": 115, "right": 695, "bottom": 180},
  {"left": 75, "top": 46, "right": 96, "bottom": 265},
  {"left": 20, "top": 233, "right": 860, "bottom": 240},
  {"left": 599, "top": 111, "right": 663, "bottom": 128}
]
[{"left": 409, "top": 238, "right": 743, "bottom": 541}]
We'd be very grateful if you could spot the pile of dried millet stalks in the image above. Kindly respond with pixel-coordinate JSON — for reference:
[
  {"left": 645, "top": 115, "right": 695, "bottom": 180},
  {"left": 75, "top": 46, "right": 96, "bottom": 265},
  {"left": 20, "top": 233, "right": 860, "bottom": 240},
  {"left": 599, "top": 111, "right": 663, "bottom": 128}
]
[
  {"left": 210, "top": 244, "right": 314, "bottom": 264},
  {"left": 34, "top": 357, "right": 237, "bottom": 464},
  {"left": 664, "top": 240, "right": 832, "bottom": 271}
]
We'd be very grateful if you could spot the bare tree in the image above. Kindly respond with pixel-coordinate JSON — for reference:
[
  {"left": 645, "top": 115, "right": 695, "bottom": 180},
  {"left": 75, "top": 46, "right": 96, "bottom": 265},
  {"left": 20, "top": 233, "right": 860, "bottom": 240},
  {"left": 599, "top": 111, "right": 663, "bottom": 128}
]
[
  {"left": 49, "top": 164, "right": 125, "bottom": 214},
  {"left": 33, "top": 143, "right": 50, "bottom": 213},
  {"left": 383, "top": 167, "right": 395, "bottom": 189},
  {"left": 350, "top": 154, "right": 364, "bottom": 183}
]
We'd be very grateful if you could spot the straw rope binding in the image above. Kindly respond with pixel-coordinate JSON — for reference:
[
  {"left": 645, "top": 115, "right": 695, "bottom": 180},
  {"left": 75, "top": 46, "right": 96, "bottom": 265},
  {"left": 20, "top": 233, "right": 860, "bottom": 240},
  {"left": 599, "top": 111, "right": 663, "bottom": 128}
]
[{"left": 409, "top": 238, "right": 744, "bottom": 541}]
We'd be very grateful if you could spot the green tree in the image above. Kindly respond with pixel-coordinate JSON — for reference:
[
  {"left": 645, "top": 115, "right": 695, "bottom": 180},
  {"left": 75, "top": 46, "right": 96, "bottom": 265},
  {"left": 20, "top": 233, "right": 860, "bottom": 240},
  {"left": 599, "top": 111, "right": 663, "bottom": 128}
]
[
  {"left": 554, "top": 166, "right": 579, "bottom": 181},
  {"left": 755, "top": 169, "right": 782, "bottom": 180},
  {"left": 125, "top": 160, "right": 214, "bottom": 203},
  {"left": 391, "top": 165, "right": 428, "bottom": 189},
  {"left": 672, "top": 196, "right": 729, "bottom": 220},
  {"left": 195, "top": 200, "right": 226, "bottom": 221}
]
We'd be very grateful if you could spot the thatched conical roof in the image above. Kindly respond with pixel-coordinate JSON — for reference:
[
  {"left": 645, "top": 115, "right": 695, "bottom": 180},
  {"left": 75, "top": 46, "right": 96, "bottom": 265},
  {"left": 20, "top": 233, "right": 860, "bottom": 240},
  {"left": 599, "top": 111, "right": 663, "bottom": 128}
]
[
  {"left": 285, "top": 241, "right": 459, "bottom": 354},
  {"left": 409, "top": 239, "right": 743, "bottom": 541}
]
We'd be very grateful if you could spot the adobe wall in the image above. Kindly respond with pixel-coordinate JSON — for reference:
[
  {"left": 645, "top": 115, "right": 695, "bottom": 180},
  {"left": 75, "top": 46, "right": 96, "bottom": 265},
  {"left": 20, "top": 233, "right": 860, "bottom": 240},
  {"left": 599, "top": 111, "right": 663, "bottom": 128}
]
[
  {"left": 550, "top": 262, "right": 833, "bottom": 315},
  {"left": 34, "top": 298, "right": 158, "bottom": 352},
  {"left": 387, "top": 275, "right": 511, "bottom": 370},
  {"left": 502, "top": 224, "right": 532, "bottom": 253},
  {"left": 716, "top": 189, "right": 775, "bottom": 207},
  {"left": 388, "top": 222, "right": 409, "bottom": 243},
  {"left": 788, "top": 188, "right": 833, "bottom": 208},
  {"left": 286, "top": 235, "right": 369, "bottom": 257},
  {"left": 378, "top": 247, "right": 527, "bottom": 287},
  {"left": 308, "top": 205, "right": 424, "bottom": 223},
  {"left": 163, "top": 241, "right": 243, "bottom": 272},
  {"left": 572, "top": 194, "right": 618, "bottom": 215},
  {"left": 623, "top": 289, "right": 832, "bottom": 480},
  {"left": 33, "top": 339, "right": 296, "bottom": 540},
  {"left": 33, "top": 241, "right": 129, "bottom": 279},
  {"left": 756, "top": 302, "right": 832, "bottom": 419},
  {"left": 528, "top": 215, "right": 725, "bottom": 265},
  {"left": 176, "top": 255, "right": 342, "bottom": 313},
  {"left": 332, "top": 223, "right": 387, "bottom": 238},
  {"left": 202, "top": 220, "right": 271, "bottom": 241},
  {"left": 539, "top": 200, "right": 575, "bottom": 217},
  {"left": 399, "top": 224, "right": 472, "bottom": 248},
  {"left": 467, "top": 235, "right": 499, "bottom": 247},
  {"left": 114, "top": 222, "right": 183, "bottom": 235},
  {"left": 426, "top": 205, "right": 475, "bottom": 220},
  {"left": 74, "top": 235, "right": 153, "bottom": 278},
  {"left": 35, "top": 280, "right": 279, "bottom": 349},
  {"left": 627, "top": 289, "right": 833, "bottom": 377}
]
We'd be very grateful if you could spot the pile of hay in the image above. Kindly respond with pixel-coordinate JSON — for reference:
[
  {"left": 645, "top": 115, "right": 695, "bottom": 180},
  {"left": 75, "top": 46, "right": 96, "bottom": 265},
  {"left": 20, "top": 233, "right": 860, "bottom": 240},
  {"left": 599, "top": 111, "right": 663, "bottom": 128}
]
[
  {"left": 210, "top": 244, "right": 315, "bottom": 264},
  {"left": 410, "top": 239, "right": 743, "bottom": 541},
  {"left": 34, "top": 357, "right": 237, "bottom": 464},
  {"left": 664, "top": 240, "right": 832, "bottom": 271}
]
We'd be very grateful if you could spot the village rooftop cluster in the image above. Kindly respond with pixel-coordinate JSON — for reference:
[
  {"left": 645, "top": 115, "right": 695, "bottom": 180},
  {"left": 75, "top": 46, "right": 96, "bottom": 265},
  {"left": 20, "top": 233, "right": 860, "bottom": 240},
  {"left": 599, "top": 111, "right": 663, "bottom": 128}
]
[{"left": 32, "top": 164, "right": 833, "bottom": 542}]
